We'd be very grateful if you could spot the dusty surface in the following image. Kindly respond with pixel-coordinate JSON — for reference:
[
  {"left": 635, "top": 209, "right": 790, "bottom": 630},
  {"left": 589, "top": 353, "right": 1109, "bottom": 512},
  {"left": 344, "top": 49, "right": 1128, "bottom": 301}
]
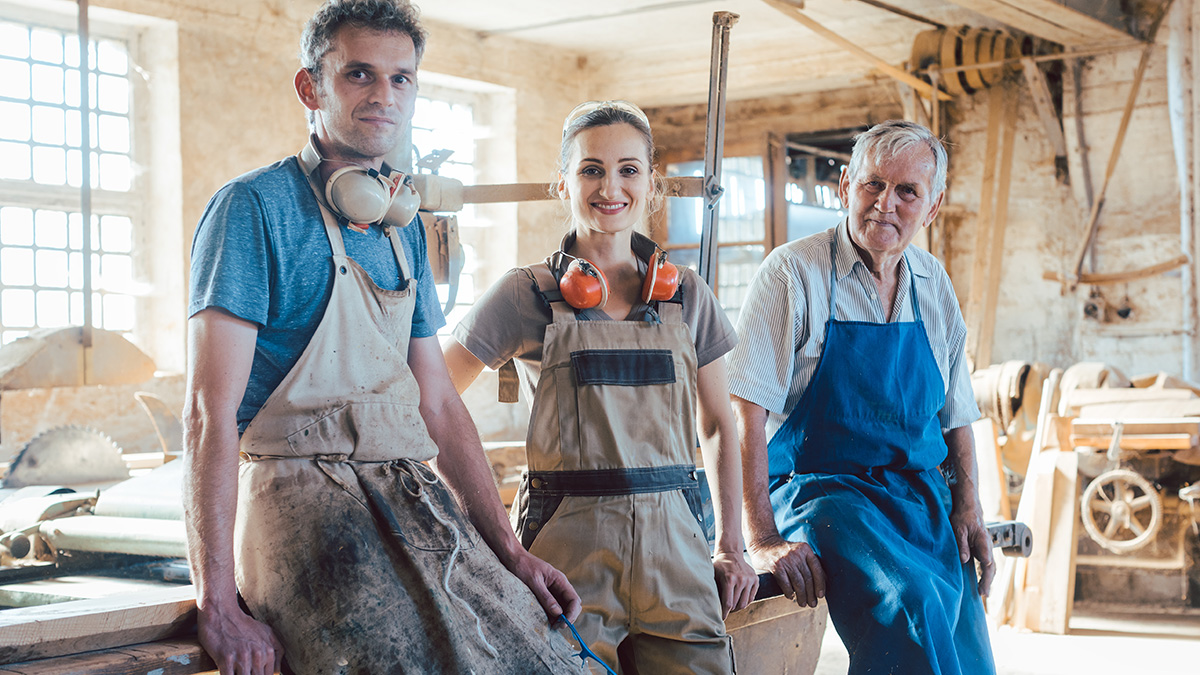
[{"left": 813, "top": 608, "right": 1200, "bottom": 674}]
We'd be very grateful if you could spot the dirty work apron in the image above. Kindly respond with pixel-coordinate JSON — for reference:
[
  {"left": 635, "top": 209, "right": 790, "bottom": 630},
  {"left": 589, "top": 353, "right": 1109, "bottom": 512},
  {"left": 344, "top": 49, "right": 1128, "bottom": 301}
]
[
  {"left": 232, "top": 177, "right": 578, "bottom": 674},
  {"left": 766, "top": 239, "right": 995, "bottom": 675},
  {"left": 509, "top": 232, "right": 734, "bottom": 675}
]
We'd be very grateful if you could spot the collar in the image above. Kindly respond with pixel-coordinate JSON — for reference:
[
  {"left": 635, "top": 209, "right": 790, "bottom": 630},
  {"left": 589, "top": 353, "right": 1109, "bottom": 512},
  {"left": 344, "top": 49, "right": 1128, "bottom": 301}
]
[{"left": 834, "top": 218, "right": 933, "bottom": 282}]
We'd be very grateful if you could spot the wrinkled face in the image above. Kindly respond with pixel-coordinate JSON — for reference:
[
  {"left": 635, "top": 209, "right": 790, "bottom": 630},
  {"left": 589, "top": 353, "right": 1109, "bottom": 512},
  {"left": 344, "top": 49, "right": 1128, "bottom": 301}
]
[
  {"left": 559, "top": 123, "right": 653, "bottom": 236},
  {"left": 303, "top": 27, "right": 418, "bottom": 166},
  {"left": 838, "top": 143, "right": 943, "bottom": 260}
]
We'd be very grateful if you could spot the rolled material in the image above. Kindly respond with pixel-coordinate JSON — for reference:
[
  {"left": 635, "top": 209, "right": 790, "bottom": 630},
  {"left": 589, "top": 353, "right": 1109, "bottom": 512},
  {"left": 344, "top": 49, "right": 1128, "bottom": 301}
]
[{"left": 39, "top": 516, "right": 186, "bottom": 558}]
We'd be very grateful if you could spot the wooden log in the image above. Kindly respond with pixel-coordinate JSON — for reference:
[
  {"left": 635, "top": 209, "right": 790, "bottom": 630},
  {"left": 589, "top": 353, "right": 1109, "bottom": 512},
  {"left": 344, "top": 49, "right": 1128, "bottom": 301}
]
[
  {"left": 0, "top": 586, "right": 196, "bottom": 664},
  {"left": 0, "top": 639, "right": 214, "bottom": 675}
]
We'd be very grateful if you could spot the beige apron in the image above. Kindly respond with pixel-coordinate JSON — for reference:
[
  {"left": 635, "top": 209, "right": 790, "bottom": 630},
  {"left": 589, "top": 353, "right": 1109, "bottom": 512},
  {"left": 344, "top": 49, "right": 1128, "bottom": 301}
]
[
  {"left": 232, "top": 174, "right": 578, "bottom": 674},
  {"left": 510, "top": 232, "right": 735, "bottom": 675}
]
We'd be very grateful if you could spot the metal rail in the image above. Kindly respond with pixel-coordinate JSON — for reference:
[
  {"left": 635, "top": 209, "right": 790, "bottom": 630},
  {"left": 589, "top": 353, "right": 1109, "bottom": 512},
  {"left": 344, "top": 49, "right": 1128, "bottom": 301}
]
[{"left": 698, "top": 11, "right": 738, "bottom": 287}]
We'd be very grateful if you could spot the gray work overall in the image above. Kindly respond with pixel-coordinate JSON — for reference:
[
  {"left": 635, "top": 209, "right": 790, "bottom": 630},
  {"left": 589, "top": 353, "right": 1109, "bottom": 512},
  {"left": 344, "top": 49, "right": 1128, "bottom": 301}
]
[
  {"left": 232, "top": 177, "right": 577, "bottom": 674},
  {"left": 511, "top": 233, "right": 735, "bottom": 674}
]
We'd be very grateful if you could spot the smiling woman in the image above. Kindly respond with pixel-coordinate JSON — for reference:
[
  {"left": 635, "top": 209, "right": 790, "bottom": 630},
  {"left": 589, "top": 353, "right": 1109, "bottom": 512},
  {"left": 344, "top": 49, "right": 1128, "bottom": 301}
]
[{"left": 443, "top": 100, "right": 759, "bottom": 675}]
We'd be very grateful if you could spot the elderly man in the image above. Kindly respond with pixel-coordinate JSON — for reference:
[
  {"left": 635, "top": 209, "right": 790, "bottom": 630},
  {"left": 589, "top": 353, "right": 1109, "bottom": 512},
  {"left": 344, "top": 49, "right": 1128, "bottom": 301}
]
[
  {"left": 183, "top": 1, "right": 580, "bottom": 673},
  {"left": 729, "top": 120, "right": 996, "bottom": 674}
]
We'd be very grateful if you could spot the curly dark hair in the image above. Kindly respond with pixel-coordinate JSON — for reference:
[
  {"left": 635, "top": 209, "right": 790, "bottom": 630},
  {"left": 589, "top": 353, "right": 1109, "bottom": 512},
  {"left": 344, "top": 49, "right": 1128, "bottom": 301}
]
[{"left": 300, "top": 0, "right": 427, "bottom": 83}]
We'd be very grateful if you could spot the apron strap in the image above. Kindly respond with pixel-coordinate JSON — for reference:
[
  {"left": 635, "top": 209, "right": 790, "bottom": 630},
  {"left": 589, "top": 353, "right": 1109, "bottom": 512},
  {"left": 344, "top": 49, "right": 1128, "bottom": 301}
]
[
  {"left": 827, "top": 235, "right": 839, "bottom": 319},
  {"left": 904, "top": 254, "right": 923, "bottom": 324}
]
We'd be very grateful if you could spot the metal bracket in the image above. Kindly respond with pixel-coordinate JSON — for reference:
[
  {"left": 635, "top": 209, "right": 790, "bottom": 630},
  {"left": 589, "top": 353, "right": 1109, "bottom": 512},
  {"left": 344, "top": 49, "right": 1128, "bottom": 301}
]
[{"left": 987, "top": 520, "right": 1033, "bottom": 558}]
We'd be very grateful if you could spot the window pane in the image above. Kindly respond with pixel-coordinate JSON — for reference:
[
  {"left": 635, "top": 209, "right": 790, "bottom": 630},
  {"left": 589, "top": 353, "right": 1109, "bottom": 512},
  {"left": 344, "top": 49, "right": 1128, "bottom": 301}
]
[
  {"left": 103, "top": 293, "right": 134, "bottom": 330},
  {"left": 66, "top": 149, "right": 102, "bottom": 189},
  {"left": 68, "top": 251, "right": 83, "bottom": 289},
  {"left": 30, "top": 29, "right": 63, "bottom": 64},
  {"left": 35, "top": 210, "right": 69, "bottom": 248},
  {"left": 65, "top": 109, "right": 100, "bottom": 148},
  {"left": 98, "top": 153, "right": 132, "bottom": 191},
  {"left": 720, "top": 157, "right": 766, "bottom": 243},
  {"left": 1, "top": 207, "right": 34, "bottom": 245},
  {"left": 0, "top": 247, "right": 34, "bottom": 285},
  {"left": 0, "top": 101, "right": 31, "bottom": 141},
  {"left": 64, "top": 70, "right": 97, "bottom": 109},
  {"left": 98, "top": 74, "right": 129, "bottom": 113},
  {"left": 716, "top": 245, "right": 766, "bottom": 324},
  {"left": 0, "top": 142, "right": 31, "bottom": 180},
  {"left": 1, "top": 289, "right": 35, "bottom": 327},
  {"left": 35, "top": 289, "right": 70, "bottom": 327},
  {"left": 35, "top": 249, "right": 70, "bottom": 288},
  {"left": 0, "top": 22, "right": 30, "bottom": 59},
  {"left": 32, "top": 105, "right": 66, "bottom": 145},
  {"left": 0, "top": 58, "right": 30, "bottom": 99},
  {"left": 100, "top": 215, "right": 133, "bottom": 252},
  {"left": 31, "top": 64, "right": 64, "bottom": 104},
  {"left": 32, "top": 145, "right": 67, "bottom": 185},
  {"left": 96, "top": 40, "right": 128, "bottom": 75},
  {"left": 98, "top": 114, "right": 129, "bottom": 152},
  {"left": 100, "top": 253, "right": 133, "bottom": 290}
]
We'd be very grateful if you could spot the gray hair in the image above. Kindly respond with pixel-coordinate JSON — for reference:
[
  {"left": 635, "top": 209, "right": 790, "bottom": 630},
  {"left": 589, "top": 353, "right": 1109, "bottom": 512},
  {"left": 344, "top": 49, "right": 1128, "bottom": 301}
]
[
  {"left": 847, "top": 120, "right": 947, "bottom": 199},
  {"left": 300, "top": 0, "right": 427, "bottom": 81}
]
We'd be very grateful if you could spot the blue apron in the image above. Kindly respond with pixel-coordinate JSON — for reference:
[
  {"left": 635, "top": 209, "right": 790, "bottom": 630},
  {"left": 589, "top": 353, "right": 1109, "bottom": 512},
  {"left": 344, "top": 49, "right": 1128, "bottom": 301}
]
[{"left": 767, "top": 238, "right": 995, "bottom": 675}]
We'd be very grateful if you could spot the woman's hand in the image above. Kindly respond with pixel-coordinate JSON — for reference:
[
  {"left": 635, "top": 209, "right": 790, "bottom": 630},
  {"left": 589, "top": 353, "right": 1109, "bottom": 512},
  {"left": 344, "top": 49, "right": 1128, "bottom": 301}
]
[{"left": 712, "top": 549, "right": 759, "bottom": 618}]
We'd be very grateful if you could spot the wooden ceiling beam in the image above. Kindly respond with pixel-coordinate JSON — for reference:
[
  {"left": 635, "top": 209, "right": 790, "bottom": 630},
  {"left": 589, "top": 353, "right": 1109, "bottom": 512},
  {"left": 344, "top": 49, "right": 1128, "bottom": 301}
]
[{"left": 942, "top": 0, "right": 1135, "bottom": 45}]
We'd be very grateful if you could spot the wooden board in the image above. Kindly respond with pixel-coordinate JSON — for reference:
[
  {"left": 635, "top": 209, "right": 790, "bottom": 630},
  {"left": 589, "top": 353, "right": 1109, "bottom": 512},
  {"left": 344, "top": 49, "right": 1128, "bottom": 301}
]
[
  {"left": 1014, "top": 448, "right": 1058, "bottom": 630},
  {"left": 0, "top": 586, "right": 196, "bottom": 664},
  {"left": 972, "top": 418, "right": 1010, "bottom": 520},
  {"left": 1071, "top": 417, "right": 1200, "bottom": 437},
  {"left": 1069, "top": 433, "right": 1196, "bottom": 450},
  {"left": 1060, "top": 388, "right": 1196, "bottom": 416},
  {"left": 0, "top": 639, "right": 214, "bottom": 675},
  {"left": 1038, "top": 450, "right": 1079, "bottom": 635}
]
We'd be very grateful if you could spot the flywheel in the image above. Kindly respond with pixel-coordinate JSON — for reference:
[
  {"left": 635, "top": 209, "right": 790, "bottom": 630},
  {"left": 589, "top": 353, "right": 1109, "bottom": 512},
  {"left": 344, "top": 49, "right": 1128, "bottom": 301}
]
[{"left": 1080, "top": 469, "right": 1162, "bottom": 554}]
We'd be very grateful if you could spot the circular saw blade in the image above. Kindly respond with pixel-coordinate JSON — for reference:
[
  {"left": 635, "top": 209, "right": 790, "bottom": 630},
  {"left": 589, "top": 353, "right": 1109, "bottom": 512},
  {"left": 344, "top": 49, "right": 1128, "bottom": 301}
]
[{"left": 5, "top": 425, "right": 129, "bottom": 488}]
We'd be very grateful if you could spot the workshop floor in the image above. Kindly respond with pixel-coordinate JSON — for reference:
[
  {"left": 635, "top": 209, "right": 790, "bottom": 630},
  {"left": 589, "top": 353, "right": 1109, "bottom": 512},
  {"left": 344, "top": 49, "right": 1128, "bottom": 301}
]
[{"left": 813, "top": 608, "right": 1200, "bottom": 674}]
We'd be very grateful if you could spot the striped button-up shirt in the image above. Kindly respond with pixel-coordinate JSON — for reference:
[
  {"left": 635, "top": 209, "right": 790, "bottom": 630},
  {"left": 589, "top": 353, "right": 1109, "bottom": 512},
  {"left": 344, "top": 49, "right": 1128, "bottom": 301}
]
[{"left": 727, "top": 220, "right": 980, "bottom": 442}]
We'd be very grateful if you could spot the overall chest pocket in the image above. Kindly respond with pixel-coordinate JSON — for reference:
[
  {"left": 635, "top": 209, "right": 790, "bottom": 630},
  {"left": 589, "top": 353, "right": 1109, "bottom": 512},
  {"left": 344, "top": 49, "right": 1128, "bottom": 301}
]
[{"left": 566, "top": 349, "right": 680, "bottom": 467}]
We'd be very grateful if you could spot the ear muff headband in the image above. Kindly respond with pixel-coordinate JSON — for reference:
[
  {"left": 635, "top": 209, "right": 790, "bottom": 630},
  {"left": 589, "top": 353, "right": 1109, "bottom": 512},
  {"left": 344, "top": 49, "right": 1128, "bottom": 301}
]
[{"left": 300, "top": 136, "right": 422, "bottom": 230}]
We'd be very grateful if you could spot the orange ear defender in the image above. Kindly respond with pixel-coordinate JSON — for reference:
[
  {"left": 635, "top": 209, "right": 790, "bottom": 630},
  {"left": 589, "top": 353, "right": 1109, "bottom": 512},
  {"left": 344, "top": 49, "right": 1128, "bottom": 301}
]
[
  {"left": 559, "top": 257, "right": 609, "bottom": 309},
  {"left": 641, "top": 248, "right": 680, "bottom": 303}
]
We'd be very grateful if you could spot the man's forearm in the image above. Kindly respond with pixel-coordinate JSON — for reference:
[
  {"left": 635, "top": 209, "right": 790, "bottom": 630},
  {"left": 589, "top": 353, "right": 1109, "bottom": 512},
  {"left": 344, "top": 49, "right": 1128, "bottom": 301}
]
[
  {"left": 732, "top": 396, "right": 784, "bottom": 546},
  {"left": 425, "top": 396, "right": 523, "bottom": 563},
  {"left": 182, "top": 414, "right": 243, "bottom": 615},
  {"left": 944, "top": 425, "right": 982, "bottom": 510}
]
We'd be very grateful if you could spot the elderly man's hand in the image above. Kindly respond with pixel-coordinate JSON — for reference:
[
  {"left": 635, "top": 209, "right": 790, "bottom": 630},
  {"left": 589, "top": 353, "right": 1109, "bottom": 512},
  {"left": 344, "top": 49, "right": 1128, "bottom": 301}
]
[
  {"left": 748, "top": 535, "right": 825, "bottom": 608},
  {"left": 950, "top": 501, "right": 995, "bottom": 597}
]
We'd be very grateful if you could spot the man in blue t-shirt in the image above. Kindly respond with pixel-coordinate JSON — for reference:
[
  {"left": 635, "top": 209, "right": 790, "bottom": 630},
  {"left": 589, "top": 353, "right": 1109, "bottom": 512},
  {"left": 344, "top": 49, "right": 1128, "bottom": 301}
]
[{"left": 183, "top": 2, "right": 581, "bottom": 673}]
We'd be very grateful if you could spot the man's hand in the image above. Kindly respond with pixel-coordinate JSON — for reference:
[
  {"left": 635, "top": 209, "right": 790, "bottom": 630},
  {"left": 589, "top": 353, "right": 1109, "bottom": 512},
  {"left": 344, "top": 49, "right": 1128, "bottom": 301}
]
[
  {"left": 748, "top": 535, "right": 825, "bottom": 608},
  {"left": 197, "top": 605, "right": 283, "bottom": 675},
  {"left": 950, "top": 502, "right": 995, "bottom": 597},
  {"left": 502, "top": 549, "right": 582, "bottom": 623},
  {"left": 712, "top": 550, "right": 759, "bottom": 618}
]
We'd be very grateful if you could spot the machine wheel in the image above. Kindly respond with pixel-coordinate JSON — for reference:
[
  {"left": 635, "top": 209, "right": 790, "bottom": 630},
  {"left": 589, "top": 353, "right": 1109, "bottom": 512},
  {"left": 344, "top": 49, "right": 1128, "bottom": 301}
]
[{"left": 1080, "top": 469, "right": 1162, "bottom": 554}]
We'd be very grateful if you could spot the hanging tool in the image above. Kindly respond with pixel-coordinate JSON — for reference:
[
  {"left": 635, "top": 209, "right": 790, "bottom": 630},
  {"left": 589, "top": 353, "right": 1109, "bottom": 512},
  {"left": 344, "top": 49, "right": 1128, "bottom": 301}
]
[{"left": 697, "top": 11, "right": 738, "bottom": 287}]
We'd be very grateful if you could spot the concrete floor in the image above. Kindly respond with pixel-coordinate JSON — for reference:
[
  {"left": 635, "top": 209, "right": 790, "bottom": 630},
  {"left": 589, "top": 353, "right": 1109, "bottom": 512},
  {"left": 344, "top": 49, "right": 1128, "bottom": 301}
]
[{"left": 813, "top": 608, "right": 1200, "bottom": 674}]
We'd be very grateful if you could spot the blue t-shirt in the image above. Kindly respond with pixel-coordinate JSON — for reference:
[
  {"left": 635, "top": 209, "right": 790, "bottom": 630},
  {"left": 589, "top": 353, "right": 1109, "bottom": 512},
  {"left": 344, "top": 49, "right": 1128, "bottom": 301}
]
[{"left": 188, "top": 156, "right": 446, "bottom": 431}]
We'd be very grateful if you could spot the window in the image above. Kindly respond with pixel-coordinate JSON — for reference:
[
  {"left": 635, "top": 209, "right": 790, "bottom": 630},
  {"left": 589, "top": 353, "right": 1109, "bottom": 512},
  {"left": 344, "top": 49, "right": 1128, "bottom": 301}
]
[
  {"left": 410, "top": 77, "right": 516, "bottom": 337},
  {"left": 0, "top": 1, "right": 182, "bottom": 370},
  {"left": 665, "top": 157, "right": 768, "bottom": 324}
]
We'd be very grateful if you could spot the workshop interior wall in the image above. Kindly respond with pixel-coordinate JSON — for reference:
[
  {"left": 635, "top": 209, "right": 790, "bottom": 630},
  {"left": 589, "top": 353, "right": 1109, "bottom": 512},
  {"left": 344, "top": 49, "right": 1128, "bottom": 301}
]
[{"left": 943, "top": 41, "right": 1186, "bottom": 376}]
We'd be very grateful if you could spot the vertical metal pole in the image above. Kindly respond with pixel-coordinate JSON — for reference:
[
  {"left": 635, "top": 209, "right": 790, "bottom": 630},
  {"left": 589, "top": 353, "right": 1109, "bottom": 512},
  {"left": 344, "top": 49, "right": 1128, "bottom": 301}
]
[
  {"left": 78, "top": 0, "right": 94, "bottom": 382},
  {"left": 697, "top": 11, "right": 738, "bottom": 287}
]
